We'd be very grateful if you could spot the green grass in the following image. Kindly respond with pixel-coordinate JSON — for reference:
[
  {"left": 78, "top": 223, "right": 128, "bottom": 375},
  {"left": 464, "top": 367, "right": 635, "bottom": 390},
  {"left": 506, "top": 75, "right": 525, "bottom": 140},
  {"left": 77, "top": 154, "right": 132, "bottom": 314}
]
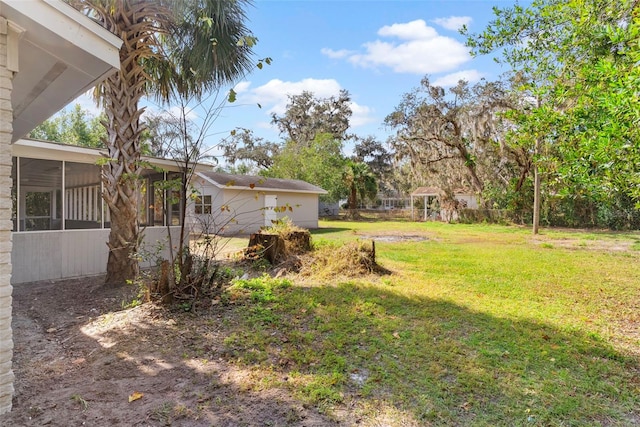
[{"left": 220, "top": 221, "right": 640, "bottom": 425}]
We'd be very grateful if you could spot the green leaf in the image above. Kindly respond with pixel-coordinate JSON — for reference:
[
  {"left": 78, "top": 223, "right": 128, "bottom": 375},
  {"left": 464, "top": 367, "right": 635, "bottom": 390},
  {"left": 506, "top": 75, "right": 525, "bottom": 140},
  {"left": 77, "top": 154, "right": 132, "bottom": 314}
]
[{"left": 228, "top": 88, "right": 237, "bottom": 103}]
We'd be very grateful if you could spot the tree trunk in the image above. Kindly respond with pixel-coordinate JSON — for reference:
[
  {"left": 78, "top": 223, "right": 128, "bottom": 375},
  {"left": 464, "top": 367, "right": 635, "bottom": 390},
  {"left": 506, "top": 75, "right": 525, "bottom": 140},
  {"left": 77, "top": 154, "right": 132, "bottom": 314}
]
[
  {"left": 348, "top": 185, "right": 357, "bottom": 210},
  {"left": 466, "top": 164, "right": 484, "bottom": 194},
  {"left": 532, "top": 138, "right": 542, "bottom": 235},
  {"left": 247, "top": 233, "right": 285, "bottom": 264},
  {"left": 102, "top": 67, "right": 144, "bottom": 285},
  {"left": 100, "top": 11, "right": 149, "bottom": 285},
  {"left": 105, "top": 194, "right": 140, "bottom": 284}
]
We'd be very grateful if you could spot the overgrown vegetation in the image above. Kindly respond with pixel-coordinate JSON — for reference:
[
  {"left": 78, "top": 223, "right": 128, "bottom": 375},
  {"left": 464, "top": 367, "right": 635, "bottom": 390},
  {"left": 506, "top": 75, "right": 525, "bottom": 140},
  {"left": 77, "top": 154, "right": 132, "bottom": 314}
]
[{"left": 299, "top": 239, "right": 380, "bottom": 278}]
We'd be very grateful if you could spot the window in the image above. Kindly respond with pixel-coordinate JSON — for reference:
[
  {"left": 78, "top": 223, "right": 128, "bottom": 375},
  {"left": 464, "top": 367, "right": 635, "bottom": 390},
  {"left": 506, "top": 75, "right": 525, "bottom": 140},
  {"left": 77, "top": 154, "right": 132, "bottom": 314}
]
[
  {"left": 65, "top": 162, "right": 102, "bottom": 229},
  {"left": 194, "top": 194, "right": 212, "bottom": 215},
  {"left": 18, "top": 158, "right": 62, "bottom": 231}
]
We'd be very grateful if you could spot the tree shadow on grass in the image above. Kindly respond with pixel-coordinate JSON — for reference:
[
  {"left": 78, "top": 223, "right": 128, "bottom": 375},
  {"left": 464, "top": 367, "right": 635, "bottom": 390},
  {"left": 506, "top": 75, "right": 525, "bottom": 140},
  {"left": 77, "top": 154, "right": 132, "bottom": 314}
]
[
  {"left": 310, "top": 227, "right": 351, "bottom": 235},
  {"left": 6, "top": 277, "right": 640, "bottom": 426},
  {"left": 224, "top": 281, "right": 640, "bottom": 426}
]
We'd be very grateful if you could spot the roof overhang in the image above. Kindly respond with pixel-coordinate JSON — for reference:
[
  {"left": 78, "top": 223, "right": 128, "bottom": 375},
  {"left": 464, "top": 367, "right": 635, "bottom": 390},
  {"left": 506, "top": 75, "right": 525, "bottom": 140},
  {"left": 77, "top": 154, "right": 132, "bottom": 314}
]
[
  {"left": 196, "top": 172, "right": 328, "bottom": 195},
  {"left": 12, "top": 138, "right": 195, "bottom": 173},
  {"left": 0, "top": 0, "right": 121, "bottom": 141}
]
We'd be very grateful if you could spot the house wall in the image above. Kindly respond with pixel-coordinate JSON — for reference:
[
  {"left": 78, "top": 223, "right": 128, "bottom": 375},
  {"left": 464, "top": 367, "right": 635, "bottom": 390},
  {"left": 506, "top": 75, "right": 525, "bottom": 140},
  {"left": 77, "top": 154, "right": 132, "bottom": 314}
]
[
  {"left": 188, "top": 181, "right": 320, "bottom": 235},
  {"left": 11, "top": 226, "right": 181, "bottom": 284},
  {"left": 188, "top": 182, "right": 266, "bottom": 235},
  {"left": 0, "top": 18, "right": 14, "bottom": 413},
  {"left": 273, "top": 192, "right": 319, "bottom": 229}
]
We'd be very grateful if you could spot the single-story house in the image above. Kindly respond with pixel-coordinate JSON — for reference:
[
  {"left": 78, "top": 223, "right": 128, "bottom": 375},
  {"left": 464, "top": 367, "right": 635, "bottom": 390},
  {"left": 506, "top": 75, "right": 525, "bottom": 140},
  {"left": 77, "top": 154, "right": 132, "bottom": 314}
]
[
  {"left": 189, "top": 171, "right": 327, "bottom": 235},
  {"left": 0, "top": 0, "right": 122, "bottom": 412},
  {"left": 411, "top": 186, "right": 479, "bottom": 221},
  {"left": 10, "top": 138, "right": 197, "bottom": 284}
]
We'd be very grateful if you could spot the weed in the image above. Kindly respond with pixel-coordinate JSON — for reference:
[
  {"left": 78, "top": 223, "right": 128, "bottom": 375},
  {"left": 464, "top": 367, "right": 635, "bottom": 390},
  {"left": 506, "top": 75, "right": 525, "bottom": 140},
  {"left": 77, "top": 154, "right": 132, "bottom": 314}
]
[
  {"left": 149, "top": 402, "right": 173, "bottom": 423},
  {"left": 70, "top": 394, "right": 88, "bottom": 411}
]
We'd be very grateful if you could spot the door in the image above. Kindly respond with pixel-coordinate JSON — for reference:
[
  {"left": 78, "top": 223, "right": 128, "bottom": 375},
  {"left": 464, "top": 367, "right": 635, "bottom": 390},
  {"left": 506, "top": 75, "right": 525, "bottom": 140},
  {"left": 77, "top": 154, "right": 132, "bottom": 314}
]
[{"left": 264, "top": 195, "right": 277, "bottom": 226}]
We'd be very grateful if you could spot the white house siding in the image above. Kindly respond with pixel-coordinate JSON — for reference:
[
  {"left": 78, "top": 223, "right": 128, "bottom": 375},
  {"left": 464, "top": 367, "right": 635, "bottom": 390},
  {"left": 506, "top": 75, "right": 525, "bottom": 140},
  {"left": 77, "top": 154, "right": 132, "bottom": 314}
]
[
  {"left": 11, "top": 227, "right": 181, "bottom": 284},
  {"left": 273, "top": 193, "right": 319, "bottom": 229},
  {"left": 190, "top": 188, "right": 321, "bottom": 236},
  {"left": 0, "top": 17, "right": 13, "bottom": 413}
]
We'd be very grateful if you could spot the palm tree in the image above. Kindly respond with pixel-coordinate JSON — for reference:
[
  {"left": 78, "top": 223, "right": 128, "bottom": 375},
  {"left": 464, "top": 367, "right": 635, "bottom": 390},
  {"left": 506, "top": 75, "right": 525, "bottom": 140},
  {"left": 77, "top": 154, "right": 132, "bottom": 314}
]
[
  {"left": 343, "top": 161, "right": 378, "bottom": 215},
  {"left": 68, "top": 0, "right": 256, "bottom": 284}
]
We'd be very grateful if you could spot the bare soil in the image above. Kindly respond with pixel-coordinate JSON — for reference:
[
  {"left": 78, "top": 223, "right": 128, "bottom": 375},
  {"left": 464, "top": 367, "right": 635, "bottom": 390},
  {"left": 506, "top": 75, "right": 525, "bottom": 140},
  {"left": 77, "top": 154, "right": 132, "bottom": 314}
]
[{"left": 0, "top": 275, "right": 341, "bottom": 426}]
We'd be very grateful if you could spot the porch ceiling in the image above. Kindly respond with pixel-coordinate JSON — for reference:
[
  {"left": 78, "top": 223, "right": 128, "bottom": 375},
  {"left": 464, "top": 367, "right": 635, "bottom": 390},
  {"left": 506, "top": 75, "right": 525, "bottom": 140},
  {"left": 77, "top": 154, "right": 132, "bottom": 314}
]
[{"left": 0, "top": 0, "right": 121, "bottom": 141}]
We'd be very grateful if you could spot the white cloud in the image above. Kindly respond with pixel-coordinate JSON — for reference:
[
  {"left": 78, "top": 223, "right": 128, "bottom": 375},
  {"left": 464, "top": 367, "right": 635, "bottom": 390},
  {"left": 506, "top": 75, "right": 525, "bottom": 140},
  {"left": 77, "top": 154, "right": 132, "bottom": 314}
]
[
  {"left": 378, "top": 20, "right": 438, "bottom": 40},
  {"left": 330, "top": 19, "right": 470, "bottom": 75},
  {"left": 233, "top": 81, "right": 252, "bottom": 94},
  {"left": 247, "top": 78, "right": 343, "bottom": 115},
  {"left": 349, "top": 102, "right": 375, "bottom": 127},
  {"left": 432, "top": 16, "right": 472, "bottom": 31},
  {"left": 432, "top": 69, "right": 484, "bottom": 87},
  {"left": 320, "top": 48, "right": 353, "bottom": 59},
  {"left": 239, "top": 78, "right": 375, "bottom": 129}
]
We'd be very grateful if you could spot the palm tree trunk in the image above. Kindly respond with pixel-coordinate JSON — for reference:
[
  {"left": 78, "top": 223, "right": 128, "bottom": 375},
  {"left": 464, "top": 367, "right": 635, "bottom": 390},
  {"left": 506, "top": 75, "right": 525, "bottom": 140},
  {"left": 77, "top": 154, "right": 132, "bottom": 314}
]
[
  {"left": 98, "top": 4, "right": 151, "bottom": 285},
  {"left": 102, "top": 65, "right": 145, "bottom": 284},
  {"left": 349, "top": 185, "right": 358, "bottom": 210}
]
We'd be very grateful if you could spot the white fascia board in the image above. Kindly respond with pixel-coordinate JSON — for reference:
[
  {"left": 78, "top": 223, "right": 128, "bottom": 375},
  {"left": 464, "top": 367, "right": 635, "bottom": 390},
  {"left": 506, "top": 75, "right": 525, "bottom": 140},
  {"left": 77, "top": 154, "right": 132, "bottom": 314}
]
[
  {"left": 2, "top": 0, "right": 122, "bottom": 69},
  {"left": 194, "top": 172, "right": 328, "bottom": 195},
  {"left": 12, "top": 139, "right": 186, "bottom": 173}
]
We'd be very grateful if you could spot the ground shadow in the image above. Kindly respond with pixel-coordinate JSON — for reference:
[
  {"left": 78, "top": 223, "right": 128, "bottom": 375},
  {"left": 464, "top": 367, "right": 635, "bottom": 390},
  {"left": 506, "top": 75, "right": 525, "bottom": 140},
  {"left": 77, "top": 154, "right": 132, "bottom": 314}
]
[
  {"left": 3, "top": 277, "right": 338, "bottom": 426},
  {"left": 310, "top": 227, "right": 351, "bottom": 235},
  {"left": 3, "top": 276, "right": 639, "bottom": 426},
  {"left": 222, "top": 282, "right": 640, "bottom": 425}
]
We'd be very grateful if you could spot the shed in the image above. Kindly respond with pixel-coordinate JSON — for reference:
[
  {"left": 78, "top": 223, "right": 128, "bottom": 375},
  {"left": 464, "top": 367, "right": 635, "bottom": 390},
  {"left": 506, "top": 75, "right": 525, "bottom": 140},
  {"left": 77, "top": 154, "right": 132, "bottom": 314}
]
[{"left": 190, "top": 171, "right": 327, "bottom": 235}]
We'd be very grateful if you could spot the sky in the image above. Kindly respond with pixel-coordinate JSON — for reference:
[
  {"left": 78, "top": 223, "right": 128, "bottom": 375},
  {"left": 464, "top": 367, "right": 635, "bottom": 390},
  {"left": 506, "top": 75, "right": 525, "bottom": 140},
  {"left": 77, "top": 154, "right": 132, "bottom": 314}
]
[{"left": 74, "top": 0, "right": 524, "bottom": 162}]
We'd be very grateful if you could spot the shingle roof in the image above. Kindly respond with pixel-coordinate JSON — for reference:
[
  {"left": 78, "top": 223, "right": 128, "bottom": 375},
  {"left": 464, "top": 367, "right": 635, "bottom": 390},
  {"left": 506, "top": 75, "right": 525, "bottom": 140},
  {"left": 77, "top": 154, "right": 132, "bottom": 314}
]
[
  {"left": 197, "top": 171, "right": 327, "bottom": 194},
  {"left": 411, "top": 186, "right": 441, "bottom": 196},
  {"left": 411, "top": 187, "right": 475, "bottom": 196}
]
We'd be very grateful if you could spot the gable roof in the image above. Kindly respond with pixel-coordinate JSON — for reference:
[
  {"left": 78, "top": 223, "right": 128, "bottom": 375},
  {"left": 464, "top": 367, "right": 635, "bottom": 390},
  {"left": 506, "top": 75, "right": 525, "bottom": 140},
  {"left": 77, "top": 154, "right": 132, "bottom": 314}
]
[{"left": 196, "top": 171, "right": 327, "bottom": 195}]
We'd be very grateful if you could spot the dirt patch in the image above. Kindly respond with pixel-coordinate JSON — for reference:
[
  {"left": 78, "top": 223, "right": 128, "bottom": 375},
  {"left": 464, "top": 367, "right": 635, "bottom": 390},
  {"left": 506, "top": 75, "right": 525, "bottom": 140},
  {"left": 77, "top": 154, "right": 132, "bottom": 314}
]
[
  {"left": 360, "top": 235, "right": 428, "bottom": 243},
  {"left": 0, "top": 276, "right": 341, "bottom": 426},
  {"left": 532, "top": 237, "right": 637, "bottom": 252}
]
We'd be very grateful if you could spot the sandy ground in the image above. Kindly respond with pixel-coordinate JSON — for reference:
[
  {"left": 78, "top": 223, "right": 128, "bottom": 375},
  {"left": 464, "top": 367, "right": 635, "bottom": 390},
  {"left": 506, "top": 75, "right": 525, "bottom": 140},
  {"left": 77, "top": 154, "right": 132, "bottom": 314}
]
[{"left": 0, "top": 275, "right": 340, "bottom": 427}]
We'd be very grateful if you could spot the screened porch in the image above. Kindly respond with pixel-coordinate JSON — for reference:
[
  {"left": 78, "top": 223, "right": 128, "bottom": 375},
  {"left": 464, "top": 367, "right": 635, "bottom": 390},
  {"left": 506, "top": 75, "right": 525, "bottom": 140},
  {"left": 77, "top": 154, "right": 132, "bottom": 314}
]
[
  {"left": 10, "top": 139, "right": 193, "bottom": 284},
  {"left": 12, "top": 157, "right": 184, "bottom": 232}
]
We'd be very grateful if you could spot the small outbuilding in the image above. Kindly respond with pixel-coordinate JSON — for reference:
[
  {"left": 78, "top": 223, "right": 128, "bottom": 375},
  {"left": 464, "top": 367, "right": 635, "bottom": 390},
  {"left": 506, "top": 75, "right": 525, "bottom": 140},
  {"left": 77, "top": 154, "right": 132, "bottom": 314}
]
[{"left": 189, "top": 171, "right": 327, "bottom": 235}]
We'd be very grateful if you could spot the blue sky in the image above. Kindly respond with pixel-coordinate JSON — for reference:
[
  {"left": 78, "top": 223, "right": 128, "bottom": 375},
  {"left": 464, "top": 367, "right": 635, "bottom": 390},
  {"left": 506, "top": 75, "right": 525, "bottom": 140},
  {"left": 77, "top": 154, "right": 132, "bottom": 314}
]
[
  {"left": 74, "top": 0, "right": 524, "bottom": 160},
  {"left": 222, "top": 1, "right": 517, "bottom": 144}
]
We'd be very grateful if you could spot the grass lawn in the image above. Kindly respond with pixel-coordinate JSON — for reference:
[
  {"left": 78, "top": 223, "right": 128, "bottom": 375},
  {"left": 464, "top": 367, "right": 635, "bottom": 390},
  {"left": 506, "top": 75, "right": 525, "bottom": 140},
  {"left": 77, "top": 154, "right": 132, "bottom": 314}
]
[{"left": 222, "top": 220, "right": 640, "bottom": 426}]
